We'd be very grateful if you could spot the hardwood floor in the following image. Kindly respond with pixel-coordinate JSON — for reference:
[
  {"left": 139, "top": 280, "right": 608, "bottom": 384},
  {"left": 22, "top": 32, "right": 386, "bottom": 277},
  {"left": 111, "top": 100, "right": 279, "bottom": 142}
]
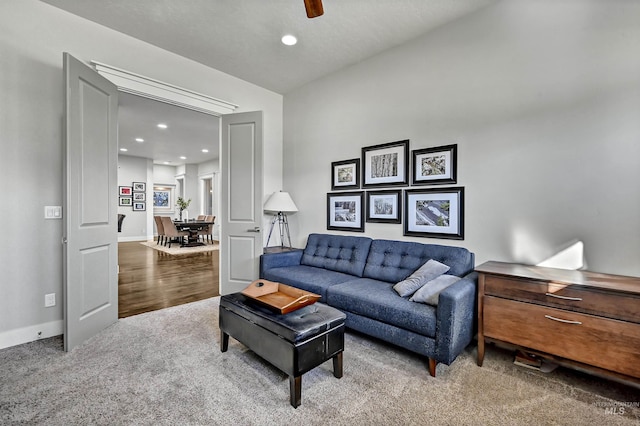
[{"left": 118, "top": 240, "right": 219, "bottom": 318}]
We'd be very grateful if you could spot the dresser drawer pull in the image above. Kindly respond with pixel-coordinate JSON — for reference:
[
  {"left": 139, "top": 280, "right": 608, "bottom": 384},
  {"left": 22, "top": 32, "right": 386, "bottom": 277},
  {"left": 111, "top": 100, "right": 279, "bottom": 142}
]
[
  {"left": 545, "top": 292, "right": 582, "bottom": 301},
  {"left": 544, "top": 314, "right": 582, "bottom": 325}
]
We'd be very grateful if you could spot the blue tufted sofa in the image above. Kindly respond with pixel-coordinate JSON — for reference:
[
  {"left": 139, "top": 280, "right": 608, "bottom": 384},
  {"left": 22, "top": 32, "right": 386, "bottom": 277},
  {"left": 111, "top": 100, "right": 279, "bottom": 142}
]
[{"left": 260, "top": 233, "right": 478, "bottom": 377}]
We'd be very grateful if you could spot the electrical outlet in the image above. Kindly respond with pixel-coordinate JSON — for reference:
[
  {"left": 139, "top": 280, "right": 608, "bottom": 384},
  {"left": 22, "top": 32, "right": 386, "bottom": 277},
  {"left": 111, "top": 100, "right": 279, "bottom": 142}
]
[{"left": 45, "top": 293, "right": 56, "bottom": 307}]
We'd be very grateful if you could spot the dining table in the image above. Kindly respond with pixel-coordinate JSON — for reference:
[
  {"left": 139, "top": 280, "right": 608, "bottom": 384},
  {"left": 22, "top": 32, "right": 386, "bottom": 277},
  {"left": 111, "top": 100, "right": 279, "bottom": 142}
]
[{"left": 173, "top": 220, "right": 214, "bottom": 247}]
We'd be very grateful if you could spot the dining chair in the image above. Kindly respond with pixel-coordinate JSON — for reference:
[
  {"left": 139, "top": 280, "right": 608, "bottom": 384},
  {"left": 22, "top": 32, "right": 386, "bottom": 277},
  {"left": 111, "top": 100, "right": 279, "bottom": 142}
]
[
  {"left": 198, "top": 215, "right": 216, "bottom": 244},
  {"left": 117, "top": 214, "right": 126, "bottom": 232},
  {"left": 154, "top": 216, "right": 165, "bottom": 245},
  {"left": 196, "top": 215, "right": 206, "bottom": 220},
  {"left": 161, "top": 216, "right": 189, "bottom": 248}
]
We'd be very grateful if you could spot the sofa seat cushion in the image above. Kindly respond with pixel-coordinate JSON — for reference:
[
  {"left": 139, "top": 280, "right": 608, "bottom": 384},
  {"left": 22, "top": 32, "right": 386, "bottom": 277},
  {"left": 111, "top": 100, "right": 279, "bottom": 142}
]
[
  {"left": 261, "top": 265, "right": 357, "bottom": 301},
  {"left": 327, "top": 278, "right": 437, "bottom": 338},
  {"left": 363, "top": 239, "right": 474, "bottom": 283},
  {"left": 300, "top": 233, "right": 372, "bottom": 277}
]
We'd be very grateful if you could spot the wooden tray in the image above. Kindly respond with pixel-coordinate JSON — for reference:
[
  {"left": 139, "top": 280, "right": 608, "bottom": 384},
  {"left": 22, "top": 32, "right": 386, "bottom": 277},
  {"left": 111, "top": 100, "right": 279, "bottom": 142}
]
[{"left": 241, "top": 279, "right": 321, "bottom": 314}]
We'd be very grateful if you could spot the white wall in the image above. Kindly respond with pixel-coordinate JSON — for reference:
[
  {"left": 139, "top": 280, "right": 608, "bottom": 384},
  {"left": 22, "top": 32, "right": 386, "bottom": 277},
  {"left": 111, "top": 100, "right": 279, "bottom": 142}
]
[
  {"left": 283, "top": 0, "right": 640, "bottom": 277},
  {"left": 0, "top": 0, "right": 283, "bottom": 348},
  {"left": 197, "top": 160, "right": 220, "bottom": 235},
  {"left": 176, "top": 164, "right": 200, "bottom": 220},
  {"left": 198, "top": 160, "right": 219, "bottom": 177}
]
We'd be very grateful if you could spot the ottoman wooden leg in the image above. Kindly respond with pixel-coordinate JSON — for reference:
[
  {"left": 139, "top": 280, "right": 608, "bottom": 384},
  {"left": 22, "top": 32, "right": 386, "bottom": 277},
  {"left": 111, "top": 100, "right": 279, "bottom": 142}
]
[
  {"left": 289, "top": 375, "right": 302, "bottom": 408},
  {"left": 220, "top": 331, "right": 229, "bottom": 352},
  {"left": 333, "top": 351, "right": 343, "bottom": 378}
]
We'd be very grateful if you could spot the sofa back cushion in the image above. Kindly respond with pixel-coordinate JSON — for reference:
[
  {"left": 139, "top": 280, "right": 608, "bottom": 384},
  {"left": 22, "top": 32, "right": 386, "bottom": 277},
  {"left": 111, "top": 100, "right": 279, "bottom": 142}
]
[
  {"left": 301, "top": 233, "right": 373, "bottom": 277},
  {"left": 363, "top": 239, "right": 474, "bottom": 283}
]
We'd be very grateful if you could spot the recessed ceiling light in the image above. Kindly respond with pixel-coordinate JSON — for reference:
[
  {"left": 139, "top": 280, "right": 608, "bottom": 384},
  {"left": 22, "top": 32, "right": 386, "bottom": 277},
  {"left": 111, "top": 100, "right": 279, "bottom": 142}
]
[
  {"left": 180, "top": 156, "right": 187, "bottom": 160},
  {"left": 120, "top": 148, "right": 128, "bottom": 152},
  {"left": 157, "top": 123, "right": 168, "bottom": 129},
  {"left": 135, "top": 138, "right": 144, "bottom": 142},
  {"left": 281, "top": 35, "right": 297, "bottom": 46},
  {"left": 202, "top": 149, "right": 209, "bottom": 153}
]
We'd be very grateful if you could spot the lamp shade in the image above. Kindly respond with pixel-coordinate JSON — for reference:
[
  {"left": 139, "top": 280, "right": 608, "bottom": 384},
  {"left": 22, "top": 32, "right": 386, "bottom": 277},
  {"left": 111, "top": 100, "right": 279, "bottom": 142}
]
[{"left": 264, "top": 191, "right": 298, "bottom": 213}]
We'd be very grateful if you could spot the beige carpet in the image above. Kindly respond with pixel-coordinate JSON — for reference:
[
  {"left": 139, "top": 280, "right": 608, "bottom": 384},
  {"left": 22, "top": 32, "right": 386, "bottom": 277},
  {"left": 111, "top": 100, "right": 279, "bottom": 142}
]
[
  {"left": 140, "top": 240, "right": 218, "bottom": 255},
  {"left": 1, "top": 297, "right": 638, "bottom": 425}
]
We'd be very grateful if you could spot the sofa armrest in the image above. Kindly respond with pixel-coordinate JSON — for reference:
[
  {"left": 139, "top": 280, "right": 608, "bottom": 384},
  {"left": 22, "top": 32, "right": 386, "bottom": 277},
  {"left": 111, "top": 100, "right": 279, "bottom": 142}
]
[
  {"left": 259, "top": 250, "right": 304, "bottom": 277},
  {"left": 434, "top": 271, "right": 478, "bottom": 365}
]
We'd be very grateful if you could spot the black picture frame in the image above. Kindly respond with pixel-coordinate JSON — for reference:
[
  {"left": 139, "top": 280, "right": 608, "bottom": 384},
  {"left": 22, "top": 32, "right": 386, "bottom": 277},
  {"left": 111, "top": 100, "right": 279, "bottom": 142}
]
[
  {"left": 404, "top": 187, "right": 464, "bottom": 240},
  {"left": 331, "top": 158, "right": 360, "bottom": 190},
  {"left": 133, "top": 182, "right": 146, "bottom": 192},
  {"left": 119, "top": 197, "right": 132, "bottom": 206},
  {"left": 133, "top": 192, "right": 146, "bottom": 201},
  {"left": 412, "top": 144, "right": 457, "bottom": 186},
  {"left": 366, "top": 190, "right": 402, "bottom": 224},
  {"left": 327, "top": 191, "right": 365, "bottom": 232},
  {"left": 119, "top": 186, "right": 132, "bottom": 196},
  {"left": 362, "top": 140, "right": 409, "bottom": 188},
  {"left": 133, "top": 202, "right": 146, "bottom": 211}
]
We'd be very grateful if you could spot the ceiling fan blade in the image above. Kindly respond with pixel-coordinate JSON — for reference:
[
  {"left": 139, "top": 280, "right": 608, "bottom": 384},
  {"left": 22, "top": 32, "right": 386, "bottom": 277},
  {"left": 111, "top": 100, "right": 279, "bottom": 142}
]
[{"left": 304, "top": 0, "right": 324, "bottom": 18}]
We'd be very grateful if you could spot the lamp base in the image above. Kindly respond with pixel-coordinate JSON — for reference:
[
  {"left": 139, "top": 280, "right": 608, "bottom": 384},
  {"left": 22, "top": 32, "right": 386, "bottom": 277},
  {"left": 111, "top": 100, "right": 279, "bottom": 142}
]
[{"left": 265, "top": 212, "right": 293, "bottom": 248}]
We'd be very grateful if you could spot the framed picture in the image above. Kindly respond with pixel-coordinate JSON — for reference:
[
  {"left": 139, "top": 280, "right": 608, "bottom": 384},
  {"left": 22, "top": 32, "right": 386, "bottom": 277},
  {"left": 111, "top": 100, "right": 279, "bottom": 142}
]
[
  {"left": 153, "top": 186, "right": 174, "bottom": 212},
  {"left": 119, "top": 197, "right": 132, "bottom": 206},
  {"left": 331, "top": 158, "right": 360, "bottom": 190},
  {"left": 119, "top": 186, "right": 132, "bottom": 196},
  {"left": 362, "top": 140, "right": 409, "bottom": 188},
  {"left": 133, "top": 192, "right": 146, "bottom": 201},
  {"left": 366, "top": 190, "right": 401, "bottom": 223},
  {"left": 404, "top": 187, "right": 464, "bottom": 240},
  {"left": 412, "top": 144, "right": 457, "bottom": 185},
  {"left": 327, "top": 191, "right": 365, "bottom": 232},
  {"left": 133, "top": 202, "right": 146, "bottom": 211},
  {"left": 133, "top": 182, "right": 146, "bottom": 192}
]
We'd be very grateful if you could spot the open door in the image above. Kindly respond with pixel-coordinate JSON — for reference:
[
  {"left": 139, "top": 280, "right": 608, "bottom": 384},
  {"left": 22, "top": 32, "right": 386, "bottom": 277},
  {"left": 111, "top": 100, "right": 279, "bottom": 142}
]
[
  {"left": 63, "top": 53, "right": 119, "bottom": 351},
  {"left": 220, "top": 111, "right": 263, "bottom": 294}
]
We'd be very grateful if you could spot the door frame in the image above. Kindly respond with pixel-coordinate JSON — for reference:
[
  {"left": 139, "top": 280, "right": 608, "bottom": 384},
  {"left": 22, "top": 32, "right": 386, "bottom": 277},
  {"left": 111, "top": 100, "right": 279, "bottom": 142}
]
[
  {"left": 91, "top": 61, "right": 238, "bottom": 116},
  {"left": 92, "top": 61, "right": 240, "bottom": 293}
]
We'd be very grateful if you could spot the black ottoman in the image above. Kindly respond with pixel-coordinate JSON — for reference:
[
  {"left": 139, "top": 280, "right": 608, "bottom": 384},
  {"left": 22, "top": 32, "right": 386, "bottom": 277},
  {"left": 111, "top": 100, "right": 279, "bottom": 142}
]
[{"left": 219, "top": 293, "right": 346, "bottom": 408}]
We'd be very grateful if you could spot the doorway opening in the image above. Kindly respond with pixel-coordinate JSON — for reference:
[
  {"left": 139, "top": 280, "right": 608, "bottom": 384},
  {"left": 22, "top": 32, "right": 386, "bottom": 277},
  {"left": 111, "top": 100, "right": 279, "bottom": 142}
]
[
  {"left": 202, "top": 176, "right": 213, "bottom": 216},
  {"left": 116, "top": 91, "right": 222, "bottom": 317}
]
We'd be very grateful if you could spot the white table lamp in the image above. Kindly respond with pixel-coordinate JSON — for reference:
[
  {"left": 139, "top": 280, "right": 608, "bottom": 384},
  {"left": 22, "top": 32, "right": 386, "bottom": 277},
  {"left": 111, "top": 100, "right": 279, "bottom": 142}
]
[{"left": 264, "top": 191, "right": 298, "bottom": 248}]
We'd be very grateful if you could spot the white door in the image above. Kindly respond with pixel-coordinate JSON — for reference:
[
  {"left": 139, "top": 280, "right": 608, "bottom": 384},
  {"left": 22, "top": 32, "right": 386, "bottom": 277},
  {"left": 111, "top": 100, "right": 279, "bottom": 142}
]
[
  {"left": 63, "top": 53, "right": 119, "bottom": 351},
  {"left": 220, "top": 111, "right": 263, "bottom": 294}
]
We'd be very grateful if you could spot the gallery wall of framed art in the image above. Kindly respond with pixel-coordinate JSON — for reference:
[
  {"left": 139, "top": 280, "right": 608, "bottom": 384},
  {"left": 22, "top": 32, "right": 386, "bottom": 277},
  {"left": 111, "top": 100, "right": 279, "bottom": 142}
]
[
  {"left": 327, "top": 140, "right": 464, "bottom": 239},
  {"left": 118, "top": 181, "right": 146, "bottom": 212}
]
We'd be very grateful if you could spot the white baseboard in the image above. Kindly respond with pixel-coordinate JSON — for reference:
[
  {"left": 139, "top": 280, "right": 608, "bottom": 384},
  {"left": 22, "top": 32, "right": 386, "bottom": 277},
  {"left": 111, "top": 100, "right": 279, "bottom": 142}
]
[
  {"left": 0, "top": 320, "right": 63, "bottom": 350},
  {"left": 117, "top": 236, "right": 150, "bottom": 242}
]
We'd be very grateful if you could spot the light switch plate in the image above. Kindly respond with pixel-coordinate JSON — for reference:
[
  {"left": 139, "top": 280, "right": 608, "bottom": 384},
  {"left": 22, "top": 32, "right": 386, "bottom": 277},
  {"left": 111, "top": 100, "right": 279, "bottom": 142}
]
[
  {"left": 44, "top": 206, "right": 62, "bottom": 219},
  {"left": 45, "top": 293, "right": 56, "bottom": 307}
]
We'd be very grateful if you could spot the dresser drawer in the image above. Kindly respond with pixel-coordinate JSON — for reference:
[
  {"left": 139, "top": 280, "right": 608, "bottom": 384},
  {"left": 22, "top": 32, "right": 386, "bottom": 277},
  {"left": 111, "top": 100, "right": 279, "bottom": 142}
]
[
  {"left": 483, "top": 296, "right": 640, "bottom": 378},
  {"left": 484, "top": 275, "right": 640, "bottom": 323}
]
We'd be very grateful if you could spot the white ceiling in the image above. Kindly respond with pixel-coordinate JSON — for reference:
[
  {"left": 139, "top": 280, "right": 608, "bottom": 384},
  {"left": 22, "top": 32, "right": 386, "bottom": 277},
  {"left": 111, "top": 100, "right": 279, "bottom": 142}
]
[
  {"left": 118, "top": 93, "right": 219, "bottom": 166},
  {"left": 44, "top": 0, "right": 496, "bottom": 165},
  {"left": 43, "top": 0, "right": 496, "bottom": 94}
]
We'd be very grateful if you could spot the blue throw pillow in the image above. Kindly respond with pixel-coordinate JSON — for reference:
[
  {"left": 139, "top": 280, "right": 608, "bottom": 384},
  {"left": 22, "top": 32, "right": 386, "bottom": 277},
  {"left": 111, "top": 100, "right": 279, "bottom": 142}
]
[
  {"left": 393, "top": 259, "right": 450, "bottom": 297},
  {"left": 410, "top": 274, "right": 461, "bottom": 305}
]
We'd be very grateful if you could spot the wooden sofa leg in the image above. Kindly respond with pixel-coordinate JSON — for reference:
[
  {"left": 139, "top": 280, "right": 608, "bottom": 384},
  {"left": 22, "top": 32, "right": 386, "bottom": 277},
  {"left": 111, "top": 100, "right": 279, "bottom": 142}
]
[{"left": 428, "top": 358, "right": 437, "bottom": 377}]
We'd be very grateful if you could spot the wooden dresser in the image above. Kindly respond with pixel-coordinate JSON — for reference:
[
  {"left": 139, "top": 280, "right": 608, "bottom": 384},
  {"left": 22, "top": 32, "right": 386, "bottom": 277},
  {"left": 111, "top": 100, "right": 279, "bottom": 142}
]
[{"left": 476, "top": 261, "right": 640, "bottom": 385}]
